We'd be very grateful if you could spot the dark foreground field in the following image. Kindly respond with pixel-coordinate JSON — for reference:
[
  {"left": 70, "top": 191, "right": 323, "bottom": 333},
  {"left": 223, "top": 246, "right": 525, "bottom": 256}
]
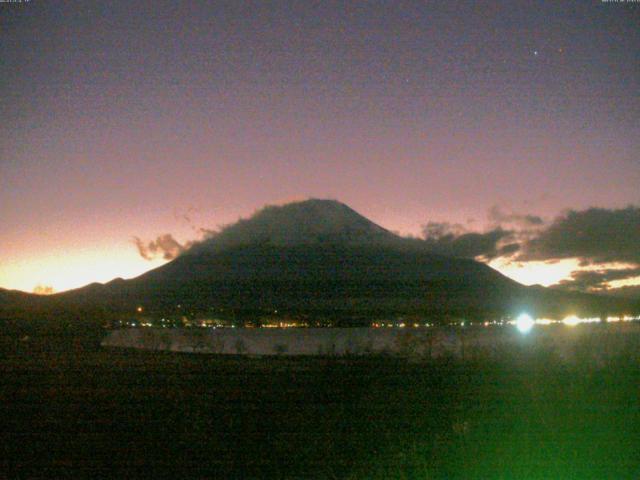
[{"left": 1, "top": 332, "right": 639, "bottom": 479}]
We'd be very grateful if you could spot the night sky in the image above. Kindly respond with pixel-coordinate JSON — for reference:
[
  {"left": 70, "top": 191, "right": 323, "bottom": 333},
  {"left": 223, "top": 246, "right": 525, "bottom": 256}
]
[{"left": 1, "top": 0, "right": 639, "bottom": 293}]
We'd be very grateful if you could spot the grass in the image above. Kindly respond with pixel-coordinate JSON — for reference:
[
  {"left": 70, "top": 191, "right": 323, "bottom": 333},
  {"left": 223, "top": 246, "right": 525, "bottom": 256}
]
[{"left": 1, "top": 332, "right": 638, "bottom": 478}]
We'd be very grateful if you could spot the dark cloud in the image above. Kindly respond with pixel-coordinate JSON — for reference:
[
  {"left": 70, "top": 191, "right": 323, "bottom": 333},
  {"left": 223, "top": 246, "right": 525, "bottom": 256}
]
[
  {"left": 554, "top": 267, "right": 640, "bottom": 292},
  {"left": 422, "top": 206, "right": 640, "bottom": 295},
  {"left": 488, "top": 205, "right": 544, "bottom": 228},
  {"left": 510, "top": 206, "right": 640, "bottom": 295},
  {"left": 422, "top": 222, "right": 467, "bottom": 240},
  {"left": 133, "top": 234, "right": 189, "bottom": 261},
  {"left": 421, "top": 222, "right": 513, "bottom": 260},
  {"left": 520, "top": 206, "right": 640, "bottom": 264},
  {"left": 601, "top": 285, "right": 640, "bottom": 299},
  {"left": 497, "top": 243, "right": 521, "bottom": 257},
  {"left": 198, "top": 227, "right": 220, "bottom": 239}
]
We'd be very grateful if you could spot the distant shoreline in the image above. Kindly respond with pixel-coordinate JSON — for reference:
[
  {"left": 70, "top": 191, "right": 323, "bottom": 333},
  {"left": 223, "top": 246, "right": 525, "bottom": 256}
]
[{"left": 102, "top": 323, "right": 640, "bottom": 362}]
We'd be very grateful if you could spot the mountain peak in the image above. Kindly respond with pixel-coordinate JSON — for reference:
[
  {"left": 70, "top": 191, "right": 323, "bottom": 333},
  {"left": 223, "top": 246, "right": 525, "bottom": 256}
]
[{"left": 188, "top": 199, "right": 399, "bottom": 253}]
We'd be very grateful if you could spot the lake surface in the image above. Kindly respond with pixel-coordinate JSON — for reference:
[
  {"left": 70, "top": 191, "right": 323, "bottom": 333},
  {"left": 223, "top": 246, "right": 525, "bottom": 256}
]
[{"left": 102, "top": 322, "right": 640, "bottom": 361}]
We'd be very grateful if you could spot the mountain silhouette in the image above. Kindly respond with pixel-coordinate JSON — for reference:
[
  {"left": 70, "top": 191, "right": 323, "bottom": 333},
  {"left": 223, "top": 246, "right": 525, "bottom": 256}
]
[
  {"left": 190, "top": 199, "right": 400, "bottom": 251},
  {"left": 1, "top": 200, "right": 637, "bottom": 328}
]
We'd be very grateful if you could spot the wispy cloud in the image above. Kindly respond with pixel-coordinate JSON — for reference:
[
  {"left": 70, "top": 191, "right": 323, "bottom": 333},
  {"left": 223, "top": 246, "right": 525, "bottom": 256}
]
[
  {"left": 488, "top": 205, "right": 544, "bottom": 229},
  {"left": 133, "top": 234, "right": 190, "bottom": 261}
]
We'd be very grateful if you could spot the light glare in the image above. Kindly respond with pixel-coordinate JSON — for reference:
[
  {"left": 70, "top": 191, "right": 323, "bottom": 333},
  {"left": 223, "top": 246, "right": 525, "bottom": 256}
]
[{"left": 516, "top": 313, "right": 535, "bottom": 334}]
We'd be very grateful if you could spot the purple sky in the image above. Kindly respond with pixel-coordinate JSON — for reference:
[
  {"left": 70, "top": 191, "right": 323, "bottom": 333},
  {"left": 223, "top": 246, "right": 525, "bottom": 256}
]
[{"left": 1, "top": 0, "right": 639, "bottom": 293}]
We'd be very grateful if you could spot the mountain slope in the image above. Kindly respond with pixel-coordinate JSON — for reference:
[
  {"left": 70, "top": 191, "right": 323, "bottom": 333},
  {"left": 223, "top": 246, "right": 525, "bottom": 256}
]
[{"left": 2, "top": 199, "right": 638, "bottom": 324}]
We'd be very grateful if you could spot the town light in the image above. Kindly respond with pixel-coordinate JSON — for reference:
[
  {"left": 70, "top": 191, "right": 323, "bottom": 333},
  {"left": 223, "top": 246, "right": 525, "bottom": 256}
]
[{"left": 563, "top": 315, "right": 580, "bottom": 327}]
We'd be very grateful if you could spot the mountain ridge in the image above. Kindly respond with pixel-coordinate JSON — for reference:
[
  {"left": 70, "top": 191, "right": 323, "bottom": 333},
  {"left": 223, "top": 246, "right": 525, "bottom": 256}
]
[
  {"left": 187, "top": 199, "right": 410, "bottom": 254},
  {"left": 1, "top": 199, "right": 638, "bottom": 326}
]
